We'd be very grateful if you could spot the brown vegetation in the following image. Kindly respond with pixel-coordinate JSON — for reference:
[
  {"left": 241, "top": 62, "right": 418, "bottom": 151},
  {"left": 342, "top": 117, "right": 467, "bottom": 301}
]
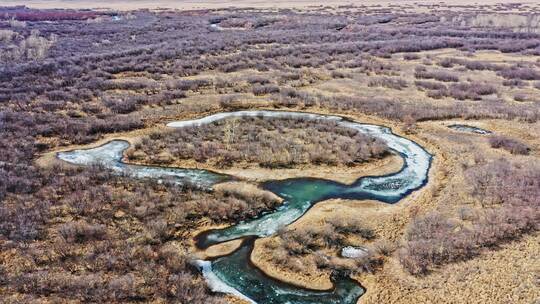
[
  {"left": 399, "top": 159, "right": 539, "bottom": 275},
  {"left": 128, "top": 116, "right": 388, "bottom": 169},
  {"left": 261, "top": 216, "right": 389, "bottom": 278},
  {"left": 0, "top": 165, "right": 282, "bottom": 302},
  {"left": 488, "top": 136, "right": 530, "bottom": 155}
]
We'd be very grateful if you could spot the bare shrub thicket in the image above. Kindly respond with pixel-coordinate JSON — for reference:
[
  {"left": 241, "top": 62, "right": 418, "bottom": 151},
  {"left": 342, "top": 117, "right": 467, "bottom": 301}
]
[
  {"left": 0, "top": 30, "right": 57, "bottom": 62},
  {"left": 414, "top": 66, "right": 459, "bottom": 82},
  {"left": 0, "top": 166, "right": 279, "bottom": 302},
  {"left": 266, "top": 217, "right": 386, "bottom": 275},
  {"left": 58, "top": 221, "right": 107, "bottom": 243},
  {"left": 9, "top": 18, "right": 27, "bottom": 28},
  {"left": 403, "top": 53, "right": 420, "bottom": 60},
  {"left": 1, "top": 7, "right": 539, "bottom": 163},
  {"left": 426, "top": 82, "right": 497, "bottom": 100},
  {"left": 498, "top": 66, "right": 540, "bottom": 80},
  {"left": 129, "top": 116, "right": 389, "bottom": 168},
  {"left": 488, "top": 135, "right": 530, "bottom": 155},
  {"left": 0, "top": 29, "right": 18, "bottom": 42},
  {"left": 437, "top": 58, "right": 503, "bottom": 71},
  {"left": 272, "top": 89, "right": 540, "bottom": 122},
  {"left": 368, "top": 77, "right": 408, "bottom": 90},
  {"left": 399, "top": 160, "right": 539, "bottom": 275},
  {"left": 415, "top": 80, "right": 447, "bottom": 91},
  {"left": 252, "top": 84, "right": 280, "bottom": 96}
]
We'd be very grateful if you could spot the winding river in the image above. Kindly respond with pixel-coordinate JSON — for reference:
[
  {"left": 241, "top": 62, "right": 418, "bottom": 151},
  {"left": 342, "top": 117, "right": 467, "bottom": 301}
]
[
  {"left": 57, "top": 110, "right": 433, "bottom": 304},
  {"left": 448, "top": 124, "right": 492, "bottom": 135}
]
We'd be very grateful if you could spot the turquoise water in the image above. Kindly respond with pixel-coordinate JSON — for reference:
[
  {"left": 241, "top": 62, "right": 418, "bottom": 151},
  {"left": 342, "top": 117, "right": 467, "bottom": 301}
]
[
  {"left": 57, "top": 140, "right": 228, "bottom": 189},
  {"left": 196, "top": 178, "right": 344, "bottom": 248},
  {"left": 209, "top": 238, "right": 365, "bottom": 304},
  {"left": 57, "top": 110, "right": 433, "bottom": 304}
]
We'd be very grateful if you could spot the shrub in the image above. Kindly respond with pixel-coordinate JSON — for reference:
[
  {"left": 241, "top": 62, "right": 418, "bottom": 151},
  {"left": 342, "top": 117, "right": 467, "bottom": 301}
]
[
  {"left": 246, "top": 75, "right": 271, "bottom": 84},
  {"left": 415, "top": 80, "right": 447, "bottom": 91},
  {"left": 513, "top": 93, "right": 528, "bottom": 102},
  {"left": 414, "top": 67, "right": 459, "bottom": 82},
  {"left": 103, "top": 97, "right": 140, "bottom": 114},
  {"left": 498, "top": 67, "right": 540, "bottom": 80},
  {"left": 502, "top": 79, "right": 526, "bottom": 87},
  {"left": 368, "top": 77, "right": 407, "bottom": 90},
  {"left": 400, "top": 160, "right": 539, "bottom": 275},
  {"left": 252, "top": 84, "right": 280, "bottom": 96},
  {"left": 9, "top": 18, "right": 27, "bottom": 28},
  {"left": 0, "top": 29, "right": 17, "bottom": 42},
  {"left": 130, "top": 116, "right": 389, "bottom": 169},
  {"left": 422, "top": 82, "right": 497, "bottom": 100},
  {"left": 0, "top": 30, "right": 57, "bottom": 62},
  {"left": 331, "top": 70, "right": 350, "bottom": 78},
  {"left": 58, "top": 221, "right": 107, "bottom": 243},
  {"left": 403, "top": 53, "right": 420, "bottom": 60},
  {"left": 488, "top": 136, "right": 529, "bottom": 155},
  {"left": 447, "top": 83, "right": 497, "bottom": 100}
]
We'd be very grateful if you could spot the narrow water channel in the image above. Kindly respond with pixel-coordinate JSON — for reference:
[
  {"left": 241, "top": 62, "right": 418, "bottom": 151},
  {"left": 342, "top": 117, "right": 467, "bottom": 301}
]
[{"left": 448, "top": 124, "right": 492, "bottom": 134}]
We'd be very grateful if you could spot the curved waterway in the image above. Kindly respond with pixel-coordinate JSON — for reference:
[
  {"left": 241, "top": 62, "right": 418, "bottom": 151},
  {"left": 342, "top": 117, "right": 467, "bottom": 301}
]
[
  {"left": 57, "top": 110, "right": 433, "bottom": 304},
  {"left": 448, "top": 124, "right": 492, "bottom": 135}
]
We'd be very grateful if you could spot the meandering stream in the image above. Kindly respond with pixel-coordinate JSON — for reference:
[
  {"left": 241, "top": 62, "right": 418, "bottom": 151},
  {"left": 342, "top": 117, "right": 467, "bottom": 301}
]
[
  {"left": 57, "top": 110, "right": 433, "bottom": 304},
  {"left": 448, "top": 124, "right": 492, "bottom": 135}
]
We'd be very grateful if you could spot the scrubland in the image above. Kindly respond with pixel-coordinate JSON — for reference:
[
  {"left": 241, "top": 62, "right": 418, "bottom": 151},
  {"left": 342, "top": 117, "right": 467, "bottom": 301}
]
[
  {"left": 1, "top": 2, "right": 539, "bottom": 303},
  {"left": 127, "top": 116, "right": 388, "bottom": 168}
]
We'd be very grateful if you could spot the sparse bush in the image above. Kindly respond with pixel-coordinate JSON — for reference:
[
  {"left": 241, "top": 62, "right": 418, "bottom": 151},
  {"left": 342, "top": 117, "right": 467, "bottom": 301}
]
[
  {"left": 368, "top": 77, "right": 407, "bottom": 90},
  {"left": 268, "top": 215, "right": 380, "bottom": 275},
  {"left": 403, "top": 53, "right": 420, "bottom": 60},
  {"left": 488, "top": 136, "right": 529, "bottom": 155},
  {"left": 415, "top": 67, "right": 459, "bottom": 82},
  {"left": 0, "top": 29, "right": 17, "bottom": 42},
  {"left": 130, "top": 116, "right": 389, "bottom": 169},
  {"left": 415, "top": 80, "right": 446, "bottom": 91},
  {"left": 498, "top": 66, "right": 540, "bottom": 80},
  {"left": 252, "top": 84, "right": 280, "bottom": 96},
  {"left": 58, "top": 221, "right": 107, "bottom": 243},
  {"left": 331, "top": 70, "right": 350, "bottom": 79},
  {"left": 400, "top": 160, "right": 539, "bottom": 275},
  {"left": 502, "top": 79, "right": 526, "bottom": 87},
  {"left": 9, "top": 18, "right": 27, "bottom": 28},
  {"left": 247, "top": 75, "right": 271, "bottom": 84}
]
